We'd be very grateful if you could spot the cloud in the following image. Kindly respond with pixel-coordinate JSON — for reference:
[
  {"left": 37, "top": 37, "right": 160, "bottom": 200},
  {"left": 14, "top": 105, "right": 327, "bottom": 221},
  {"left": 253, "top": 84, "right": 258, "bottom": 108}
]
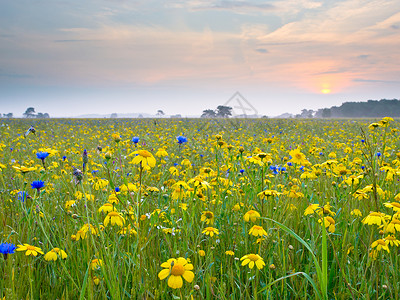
[
  {"left": 167, "top": 0, "right": 276, "bottom": 13},
  {"left": 353, "top": 78, "right": 400, "bottom": 84},
  {"left": 0, "top": 72, "right": 33, "bottom": 79},
  {"left": 255, "top": 48, "right": 268, "bottom": 53},
  {"left": 54, "top": 39, "right": 99, "bottom": 43}
]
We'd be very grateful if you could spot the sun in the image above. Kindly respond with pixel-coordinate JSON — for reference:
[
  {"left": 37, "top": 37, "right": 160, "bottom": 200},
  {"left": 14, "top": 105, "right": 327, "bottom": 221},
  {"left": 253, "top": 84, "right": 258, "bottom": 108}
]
[{"left": 321, "top": 88, "right": 331, "bottom": 94}]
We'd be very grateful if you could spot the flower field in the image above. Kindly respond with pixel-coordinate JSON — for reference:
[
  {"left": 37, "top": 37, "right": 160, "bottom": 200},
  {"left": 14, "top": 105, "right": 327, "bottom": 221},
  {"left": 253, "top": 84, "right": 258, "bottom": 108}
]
[{"left": 0, "top": 117, "right": 399, "bottom": 299}]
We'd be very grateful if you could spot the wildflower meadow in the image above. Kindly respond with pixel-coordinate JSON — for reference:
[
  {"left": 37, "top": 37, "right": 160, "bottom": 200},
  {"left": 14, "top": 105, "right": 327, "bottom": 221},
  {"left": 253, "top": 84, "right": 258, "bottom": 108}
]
[{"left": 1, "top": 117, "right": 399, "bottom": 299}]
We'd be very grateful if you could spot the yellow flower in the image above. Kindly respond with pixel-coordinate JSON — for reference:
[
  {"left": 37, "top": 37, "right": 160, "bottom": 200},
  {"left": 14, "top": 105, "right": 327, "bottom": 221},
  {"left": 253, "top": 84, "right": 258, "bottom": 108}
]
[
  {"left": 12, "top": 165, "right": 36, "bottom": 173},
  {"left": 130, "top": 150, "right": 156, "bottom": 169},
  {"left": 240, "top": 254, "right": 265, "bottom": 270},
  {"left": 118, "top": 225, "right": 137, "bottom": 236},
  {"left": 98, "top": 203, "right": 116, "bottom": 213},
  {"left": 353, "top": 190, "right": 369, "bottom": 200},
  {"left": 91, "top": 258, "right": 103, "bottom": 270},
  {"left": 362, "top": 212, "right": 387, "bottom": 226},
  {"left": 202, "top": 227, "right": 219, "bottom": 237},
  {"left": 108, "top": 194, "right": 119, "bottom": 204},
  {"left": 104, "top": 211, "right": 125, "bottom": 227},
  {"left": 81, "top": 224, "right": 99, "bottom": 235},
  {"left": 243, "top": 210, "right": 260, "bottom": 222},
  {"left": 147, "top": 186, "right": 160, "bottom": 193},
  {"left": 343, "top": 175, "right": 363, "bottom": 186},
  {"left": 233, "top": 204, "right": 241, "bottom": 212},
  {"left": 257, "top": 190, "right": 281, "bottom": 199},
  {"left": 75, "top": 229, "right": 87, "bottom": 241},
  {"left": 93, "top": 178, "right": 109, "bottom": 190},
  {"left": 384, "top": 202, "right": 400, "bottom": 212},
  {"left": 368, "top": 122, "right": 380, "bottom": 130},
  {"left": 319, "top": 216, "right": 336, "bottom": 233},
  {"left": 350, "top": 209, "right": 362, "bottom": 217},
  {"left": 155, "top": 148, "right": 168, "bottom": 157},
  {"left": 198, "top": 250, "right": 205, "bottom": 256},
  {"left": 225, "top": 250, "right": 235, "bottom": 256},
  {"left": 249, "top": 225, "right": 268, "bottom": 237},
  {"left": 179, "top": 203, "right": 188, "bottom": 211},
  {"left": 65, "top": 200, "right": 76, "bottom": 209},
  {"left": 158, "top": 257, "right": 194, "bottom": 289},
  {"left": 304, "top": 204, "right": 320, "bottom": 216},
  {"left": 112, "top": 133, "right": 121, "bottom": 142},
  {"left": 93, "top": 276, "right": 101, "bottom": 285},
  {"left": 385, "top": 235, "right": 400, "bottom": 247},
  {"left": 119, "top": 183, "right": 138, "bottom": 193},
  {"left": 384, "top": 219, "right": 400, "bottom": 233},
  {"left": 16, "top": 244, "right": 44, "bottom": 256},
  {"left": 371, "top": 239, "right": 390, "bottom": 253},
  {"left": 44, "top": 248, "right": 68, "bottom": 261},
  {"left": 200, "top": 211, "right": 214, "bottom": 224},
  {"left": 289, "top": 148, "right": 308, "bottom": 165}
]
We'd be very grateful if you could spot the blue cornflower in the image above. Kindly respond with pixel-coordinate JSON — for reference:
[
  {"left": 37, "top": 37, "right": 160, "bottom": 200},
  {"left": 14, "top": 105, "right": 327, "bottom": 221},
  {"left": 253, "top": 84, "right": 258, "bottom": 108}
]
[
  {"left": 287, "top": 162, "right": 293, "bottom": 167},
  {"left": 361, "top": 139, "right": 365, "bottom": 143},
  {"left": 174, "top": 163, "right": 178, "bottom": 166},
  {"left": 115, "top": 187, "right": 120, "bottom": 192},
  {"left": 270, "top": 165, "right": 278, "bottom": 175},
  {"left": 132, "top": 137, "right": 140, "bottom": 144},
  {"left": 177, "top": 136, "right": 187, "bottom": 144},
  {"left": 31, "top": 180, "right": 45, "bottom": 191},
  {"left": 36, "top": 152, "right": 49, "bottom": 161},
  {"left": 376, "top": 152, "right": 382, "bottom": 157},
  {"left": 18, "top": 191, "right": 28, "bottom": 202},
  {"left": 0, "top": 243, "right": 16, "bottom": 258},
  {"left": 239, "top": 169, "right": 245, "bottom": 174},
  {"left": 299, "top": 166, "right": 305, "bottom": 172},
  {"left": 62, "top": 155, "right": 67, "bottom": 161}
]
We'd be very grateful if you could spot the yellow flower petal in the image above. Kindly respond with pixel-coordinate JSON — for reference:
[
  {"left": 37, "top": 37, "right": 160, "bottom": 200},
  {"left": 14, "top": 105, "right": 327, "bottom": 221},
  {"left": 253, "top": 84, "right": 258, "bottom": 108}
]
[
  {"left": 182, "top": 271, "right": 194, "bottom": 283},
  {"left": 158, "top": 269, "right": 170, "bottom": 280},
  {"left": 168, "top": 275, "right": 183, "bottom": 289}
]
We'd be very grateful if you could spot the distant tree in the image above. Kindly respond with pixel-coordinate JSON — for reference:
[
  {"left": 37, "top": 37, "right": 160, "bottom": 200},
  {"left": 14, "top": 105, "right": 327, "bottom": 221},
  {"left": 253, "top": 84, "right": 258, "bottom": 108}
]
[
  {"left": 23, "top": 107, "right": 36, "bottom": 118},
  {"left": 1, "top": 113, "right": 12, "bottom": 118},
  {"left": 300, "top": 109, "right": 314, "bottom": 118},
  {"left": 156, "top": 110, "right": 165, "bottom": 117},
  {"left": 321, "top": 108, "right": 331, "bottom": 118},
  {"left": 216, "top": 106, "right": 232, "bottom": 118},
  {"left": 138, "top": 114, "right": 144, "bottom": 118},
  {"left": 110, "top": 113, "right": 118, "bottom": 118},
  {"left": 35, "top": 112, "right": 50, "bottom": 119},
  {"left": 201, "top": 109, "right": 216, "bottom": 118}
]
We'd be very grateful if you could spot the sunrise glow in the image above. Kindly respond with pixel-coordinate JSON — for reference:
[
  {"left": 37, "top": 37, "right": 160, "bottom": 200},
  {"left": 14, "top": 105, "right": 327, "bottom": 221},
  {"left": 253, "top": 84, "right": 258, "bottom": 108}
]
[{"left": 321, "top": 89, "right": 331, "bottom": 94}]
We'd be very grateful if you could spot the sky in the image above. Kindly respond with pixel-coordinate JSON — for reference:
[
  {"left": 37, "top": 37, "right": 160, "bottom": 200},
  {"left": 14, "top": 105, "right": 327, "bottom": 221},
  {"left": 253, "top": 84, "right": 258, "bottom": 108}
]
[{"left": 0, "top": 0, "right": 399, "bottom": 117}]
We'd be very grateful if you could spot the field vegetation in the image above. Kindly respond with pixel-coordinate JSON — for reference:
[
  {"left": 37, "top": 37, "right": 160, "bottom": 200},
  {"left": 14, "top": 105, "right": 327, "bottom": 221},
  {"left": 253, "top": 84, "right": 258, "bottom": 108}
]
[{"left": 0, "top": 118, "right": 398, "bottom": 299}]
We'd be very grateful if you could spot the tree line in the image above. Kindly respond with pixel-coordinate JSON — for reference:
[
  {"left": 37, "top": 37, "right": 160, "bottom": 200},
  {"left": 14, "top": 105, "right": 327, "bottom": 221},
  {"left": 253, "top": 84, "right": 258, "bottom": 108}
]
[
  {"left": 201, "top": 106, "right": 232, "bottom": 118},
  {"left": 314, "top": 99, "right": 400, "bottom": 118},
  {"left": 0, "top": 107, "right": 50, "bottom": 119}
]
